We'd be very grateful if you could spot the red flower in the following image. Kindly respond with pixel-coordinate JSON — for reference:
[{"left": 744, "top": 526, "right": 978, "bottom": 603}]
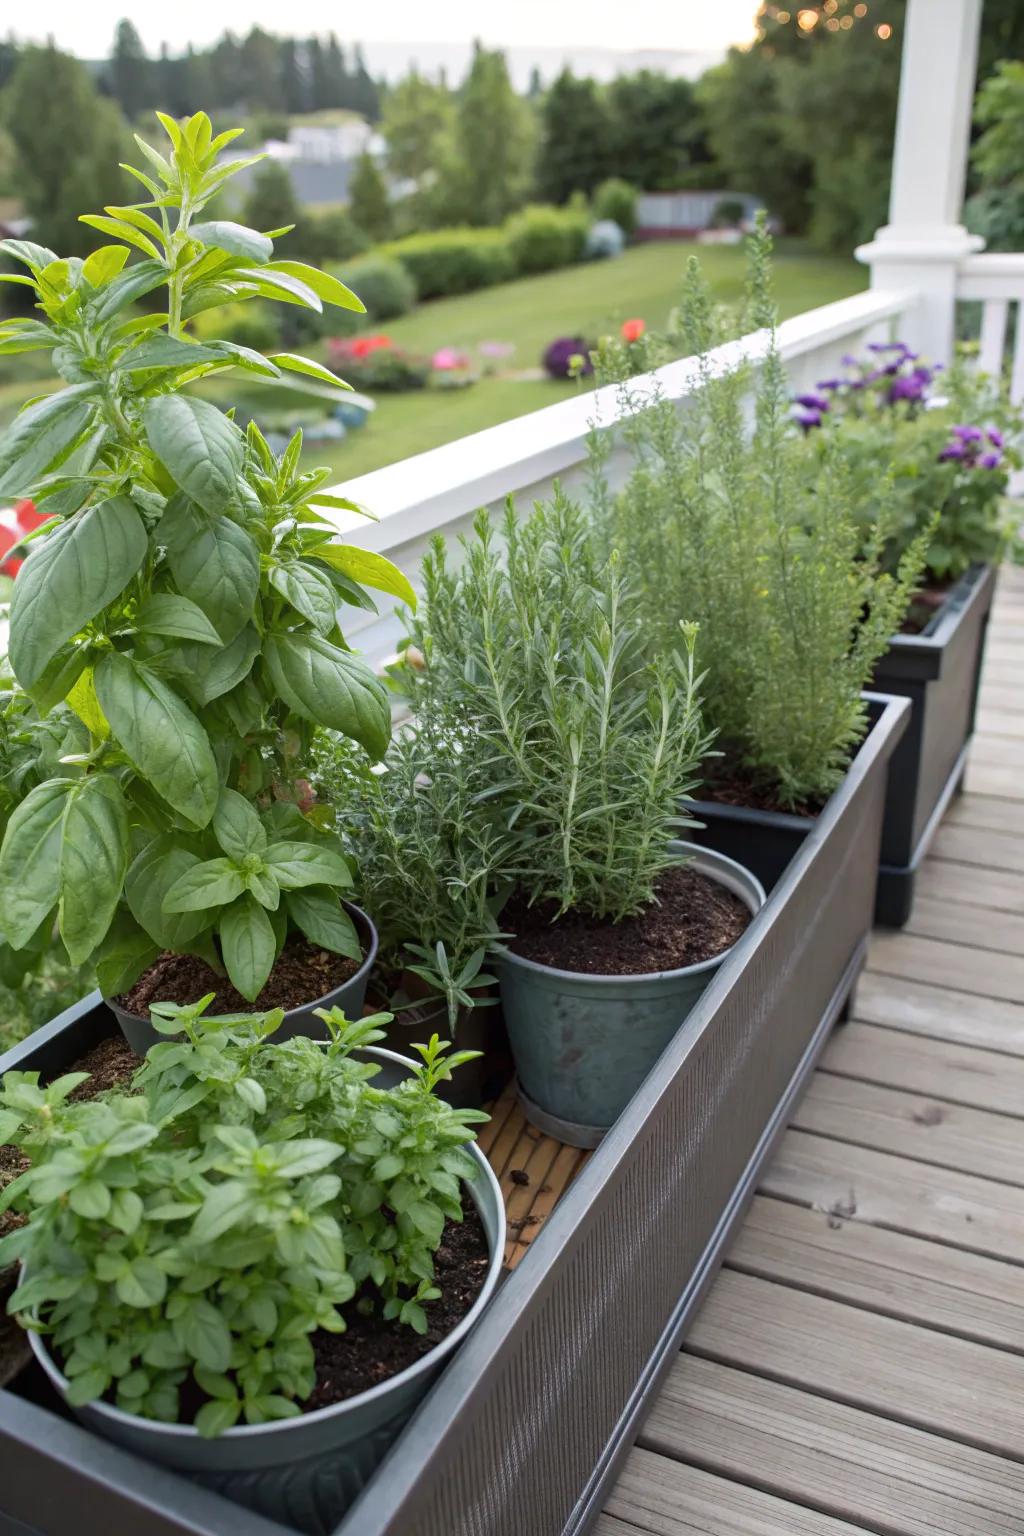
[
  {"left": 621, "top": 318, "right": 646, "bottom": 343},
  {"left": 0, "top": 500, "right": 51, "bottom": 577}
]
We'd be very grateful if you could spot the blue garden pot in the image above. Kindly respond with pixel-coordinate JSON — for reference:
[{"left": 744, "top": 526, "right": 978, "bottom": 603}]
[{"left": 498, "top": 841, "right": 765, "bottom": 1147}]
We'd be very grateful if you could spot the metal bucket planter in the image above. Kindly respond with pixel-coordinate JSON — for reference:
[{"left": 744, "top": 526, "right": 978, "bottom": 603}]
[
  {"left": 498, "top": 843, "right": 765, "bottom": 1148},
  {"left": 108, "top": 901, "right": 379, "bottom": 1055},
  {"left": 871, "top": 563, "right": 995, "bottom": 925},
  {"left": 0, "top": 1021, "right": 503, "bottom": 1536}
]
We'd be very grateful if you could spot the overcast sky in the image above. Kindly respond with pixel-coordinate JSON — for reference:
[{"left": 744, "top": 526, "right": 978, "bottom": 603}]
[{"left": 10, "top": 0, "right": 760, "bottom": 59}]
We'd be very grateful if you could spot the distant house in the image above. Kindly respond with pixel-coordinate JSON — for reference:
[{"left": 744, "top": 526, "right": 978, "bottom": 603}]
[
  {"left": 635, "top": 191, "right": 763, "bottom": 240},
  {"left": 228, "top": 120, "right": 388, "bottom": 209},
  {"left": 0, "top": 199, "right": 29, "bottom": 240}
]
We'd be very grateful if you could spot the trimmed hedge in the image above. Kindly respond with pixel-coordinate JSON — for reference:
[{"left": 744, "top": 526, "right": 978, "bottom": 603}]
[
  {"left": 505, "top": 204, "right": 591, "bottom": 273},
  {"left": 335, "top": 254, "right": 417, "bottom": 320},
  {"left": 380, "top": 227, "right": 517, "bottom": 300}
]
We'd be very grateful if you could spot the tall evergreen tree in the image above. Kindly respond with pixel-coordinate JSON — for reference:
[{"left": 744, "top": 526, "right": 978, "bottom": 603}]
[
  {"left": 433, "top": 44, "right": 535, "bottom": 226},
  {"left": 536, "top": 69, "right": 613, "bottom": 202},
  {"left": 380, "top": 70, "right": 453, "bottom": 183},
  {"left": 606, "top": 72, "right": 712, "bottom": 191},
  {"left": 6, "top": 46, "right": 128, "bottom": 255},
  {"left": 243, "top": 160, "right": 301, "bottom": 233},
  {"left": 348, "top": 152, "right": 392, "bottom": 240},
  {"left": 109, "top": 19, "right": 150, "bottom": 123},
  {"left": 279, "top": 38, "right": 307, "bottom": 113},
  {"left": 240, "top": 27, "right": 283, "bottom": 112},
  {"left": 0, "top": 35, "right": 19, "bottom": 92},
  {"left": 308, "top": 37, "right": 330, "bottom": 111},
  {"left": 325, "top": 35, "right": 348, "bottom": 109},
  {"left": 349, "top": 46, "right": 380, "bottom": 121}
]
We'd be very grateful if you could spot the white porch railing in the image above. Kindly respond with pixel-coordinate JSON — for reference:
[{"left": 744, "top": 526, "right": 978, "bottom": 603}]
[
  {"left": 956, "top": 253, "right": 1024, "bottom": 404},
  {"left": 324, "top": 287, "right": 918, "bottom": 671}
]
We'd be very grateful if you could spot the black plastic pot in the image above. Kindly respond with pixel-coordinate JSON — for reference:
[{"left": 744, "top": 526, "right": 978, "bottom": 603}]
[
  {"left": 0, "top": 695, "right": 910, "bottom": 1536},
  {"left": 108, "top": 902, "right": 378, "bottom": 1055},
  {"left": 871, "top": 563, "right": 994, "bottom": 925}
]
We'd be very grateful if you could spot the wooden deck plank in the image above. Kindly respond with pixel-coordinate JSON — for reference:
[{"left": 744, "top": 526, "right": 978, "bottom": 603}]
[
  {"left": 867, "top": 929, "right": 1024, "bottom": 1002},
  {"left": 792, "top": 1073, "right": 1024, "bottom": 1186},
  {"left": 727, "top": 1195, "right": 1024, "bottom": 1351},
  {"left": 641, "top": 1357, "right": 1024, "bottom": 1536},
  {"left": 974, "top": 709, "right": 1024, "bottom": 739},
  {"left": 930, "top": 822, "right": 1024, "bottom": 873},
  {"left": 822, "top": 1021, "right": 1024, "bottom": 1117},
  {"left": 902, "top": 890, "right": 1024, "bottom": 954},
  {"left": 978, "top": 682, "right": 1024, "bottom": 715},
  {"left": 478, "top": 1088, "right": 588, "bottom": 1269},
  {"left": 964, "top": 760, "right": 1024, "bottom": 798},
  {"left": 915, "top": 855, "right": 1024, "bottom": 914},
  {"left": 761, "top": 1128, "right": 1024, "bottom": 1263},
  {"left": 962, "top": 733, "right": 1024, "bottom": 768},
  {"left": 944, "top": 789, "right": 1024, "bottom": 828},
  {"left": 851, "top": 971, "right": 1024, "bottom": 1055},
  {"left": 686, "top": 1269, "right": 1024, "bottom": 1457},
  {"left": 605, "top": 1449, "right": 874, "bottom": 1536}
]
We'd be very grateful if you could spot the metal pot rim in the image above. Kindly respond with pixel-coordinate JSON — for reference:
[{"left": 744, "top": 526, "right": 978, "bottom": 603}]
[
  {"left": 105, "top": 898, "right": 380, "bottom": 1029},
  {"left": 27, "top": 1042, "right": 505, "bottom": 1442},
  {"left": 498, "top": 840, "right": 766, "bottom": 985}
]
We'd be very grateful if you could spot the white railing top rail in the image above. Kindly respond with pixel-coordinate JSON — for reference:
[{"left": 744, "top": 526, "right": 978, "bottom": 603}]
[
  {"left": 956, "top": 252, "right": 1024, "bottom": 302},
  {"left": 313, "top": 287, "right": 917, "bottom": 671}
]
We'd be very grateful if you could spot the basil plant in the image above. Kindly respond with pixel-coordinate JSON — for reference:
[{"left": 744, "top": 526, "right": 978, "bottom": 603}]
[{"left": 0, "top": 114, "right": 414, "bottom": 1004}]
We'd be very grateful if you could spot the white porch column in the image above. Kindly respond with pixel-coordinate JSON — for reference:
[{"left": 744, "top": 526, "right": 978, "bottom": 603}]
[{"left": 855, "top": 0, "right": 984, "bottom": 362}]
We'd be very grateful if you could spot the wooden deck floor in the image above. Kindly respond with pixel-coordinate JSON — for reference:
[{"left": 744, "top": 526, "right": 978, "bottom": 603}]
[{"left": 598, "top": 563, "right": 1024, "bottom": 1536}]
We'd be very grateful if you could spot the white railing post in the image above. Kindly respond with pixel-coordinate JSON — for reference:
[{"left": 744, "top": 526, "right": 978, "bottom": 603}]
[{"left": 855, "top": 0, "right": 984, "bottom": 362}]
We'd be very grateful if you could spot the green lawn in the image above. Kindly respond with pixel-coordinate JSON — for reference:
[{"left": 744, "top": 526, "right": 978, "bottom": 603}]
[{"left": 0, "top": 240, "right": 865, "bottom": 486}]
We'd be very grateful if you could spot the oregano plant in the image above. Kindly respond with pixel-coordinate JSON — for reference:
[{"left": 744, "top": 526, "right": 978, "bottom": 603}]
[{"left": 0, "top": 113, "right": 415, "bottom": 1002}]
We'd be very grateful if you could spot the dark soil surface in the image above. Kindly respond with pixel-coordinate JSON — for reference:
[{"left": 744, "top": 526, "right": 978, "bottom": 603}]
[
  {"left": 0, "top": 1143, "right": 28, "bottom": 1248},
  {"left": 67, "top": 1036, "right": 139, "bottom": 1098},
  {"left": 502, "top": 864, "right": 751, "bottom": 976},
  {"left": 697, "top": 756, "right": 825, "bottom": 818},
  {"left": 117, "top": 939, "right": 361, "bottom": 1019},
  {"left": 900, "top": 580, "right": 956, "bottom": 636},
  {"left": 304, "top": 1203, "right": 489, "bottom": 1410}
]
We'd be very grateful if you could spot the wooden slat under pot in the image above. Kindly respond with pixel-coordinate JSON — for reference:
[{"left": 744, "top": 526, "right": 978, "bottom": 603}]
[
  {"left": 762, "top": 1128, "right": 1024, "bottom": 1263},
  {"left": 902, "top": 891, "right": 1024, "bottom": 955},
  {"left": 687, "top": 1269, "right": 1024, "bottom": 1458},
  {"left": 792, "top": 1072, "right": 1024, "bottom": 1186},
  {"left": 867, "top": 929, "right": 1024, "bottom": 1003},
  {"left": 727, "top": 1195, "right": 1024, "bottom": 1351},
  {"left": 917, "top": 856, "right": 1024, "bottom": 915},
  {"left": 641, "top": 1356, "right": 1024, "bottom": 1536},
  {"left": 930, "top": 823, "right": 1024, "bottom": 874},
  {"left": 851, "top": 971, "right": 1024, "bottom": 1056},
  {"left": 822, "top": 1021, "right": 1024, "bottom": 1118},
  {"left": 603, "top": 1448, "right": 873, "bottom": 1536}
]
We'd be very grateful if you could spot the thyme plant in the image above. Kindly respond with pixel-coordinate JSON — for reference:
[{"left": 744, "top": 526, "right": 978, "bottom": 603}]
[
  {"left": 399, "top": 491, "right": 713, "bottom": 923},
  {"left": 0, "top": 1003, "right": 485, "bottom": 1433},
  {"left": 590, "top": 225, "right": 928, "bottom": 809},
  {"left": 0, "top": 114, "right": 416, "bottom": 1001}
]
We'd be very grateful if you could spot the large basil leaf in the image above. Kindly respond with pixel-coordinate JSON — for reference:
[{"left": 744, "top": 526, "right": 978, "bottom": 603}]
[
  {"left": 219, "top": 895, "right": 276, "bottom": 1001},
  {"left": 94, "top": 653, "right": 218, "bottom": 827},
  {"left": 180, "top": 624, "right": 260, "bottom": 706},
  {"left": 264, "top": 841, "right": 352, "bottom": 891},
  {"left": 94, "top": 909, "right": 159, "bottom": 998},
  {"left": 144, "top": 396, "right": 244, "bottom": 516},
  {"left": 263, "top": 633, "right": 390, "bottom": 760},
  {"left": 163, "top": 857, "right": 246, "bottom": 914},
  {"left": 311, "top": 544, "right": 417, "bottom": 610},
  {"left": 0, "top": 386, "right": 96, "bottom": 500},
  {"left": 162, "top": 501, "right": 259, "bottom": 643},
  {"left": 120, "top": 336, "right": 226, "bottom": 372},
  {"left": 125, "top": 835, "right": 208, "bottom": 950},
  {"left": 212, "top": 788, "right": 266, "bottom": 863},
  {"left": 269, "top": 561, "right": 338, "bottom": 637},
  {"left": 27, "top": 645, "right": 90, "bottom": 715},
  {"left": 134, "top": 593, "right": 222, "bottom": 646},
  {"left": 0, "top": 779, "right": 74, "bottom": 948},
  {"left": 90, "top": 260, "right": 168, "bottom": 325},
  {"left": 10, "top": 496, "right": 147, "bottom": 690},
  {"left": 189, "top": 222, "right": 272, "bottom": 264},
  {"left": 286, "top": 887, "right": 361, "bottom": 960},
  {"left": 58, "top": 775, "right": 130, "bottom": 964}
]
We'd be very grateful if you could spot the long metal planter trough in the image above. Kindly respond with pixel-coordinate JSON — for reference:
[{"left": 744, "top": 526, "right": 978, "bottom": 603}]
[{"left": 0, "top": 693, "right": 910, "bottom": 1536}]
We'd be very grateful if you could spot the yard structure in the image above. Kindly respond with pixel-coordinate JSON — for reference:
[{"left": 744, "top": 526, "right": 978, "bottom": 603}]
[{"left": 0, "top": 1, "right": 1023, "bottom": 1533}]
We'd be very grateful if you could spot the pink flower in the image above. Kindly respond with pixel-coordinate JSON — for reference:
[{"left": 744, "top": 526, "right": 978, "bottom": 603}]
[
  {"left": 621, "top": 318, "right": 646, "bottom": 343},
  {"left": 432, "top": 347, "right": 469, "bottom": 371}
]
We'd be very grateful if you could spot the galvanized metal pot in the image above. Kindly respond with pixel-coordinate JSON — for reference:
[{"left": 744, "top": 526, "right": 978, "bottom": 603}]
[
  {"left": 498, "top": 841, "right": 765, "bottom": 1148},
  {"left": 108, "top": 900, "right": 379, "bottom": 1056},
  {"left": 26, "top": 1045, "right": 505, "bottom": 1536}
]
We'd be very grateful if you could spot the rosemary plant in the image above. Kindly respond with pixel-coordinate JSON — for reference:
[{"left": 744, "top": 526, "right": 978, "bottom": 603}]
[
  {"left": 399, "top": 491, "right": 713, "bottom": 923},
  {"left": 590, "top": 224, "right": 928, "bottom": 809}
]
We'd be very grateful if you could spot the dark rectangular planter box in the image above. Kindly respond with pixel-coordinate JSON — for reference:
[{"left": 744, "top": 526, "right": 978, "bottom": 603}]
[
  {"left": 0, "top": 696, "right": 910, "bottom": 1536},
  {"left": 871, "top": 562, "right": 995, "bottom": 926}
]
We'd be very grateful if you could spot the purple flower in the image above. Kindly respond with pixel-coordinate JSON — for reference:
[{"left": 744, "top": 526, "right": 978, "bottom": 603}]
[
  {"left": 796, "top": 392, "right": 830, "bottom": 411},
  {"left": 796, "top": 408, "right": 823, "bottom": 431},
  {"left": 817, "top": 378, "right": 842, "bottom": 391},
  {"left": 952, "top": 424, "right": 983, "bottom": 442},
  {"left": 840, "top": 353, "right": 859, "bottom": 367},
  {"left": 888, "top": 375, "right": 927, "bottom": 404},
  {"left": 542, "top": 335, "right": 593, "bottom": 380},
  {"left": 979, "top": 451, "right": 1002, "bottom": 470},
  {"left": 988, "top": 427, "right": 1005, "bottom": 449},
  {"left": 938, "top": 442, "right": 968, "bottom": 461}
]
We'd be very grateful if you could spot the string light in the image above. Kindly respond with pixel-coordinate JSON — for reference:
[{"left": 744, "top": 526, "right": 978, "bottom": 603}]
[
  {"left": 826, "top": 16, "right": 840, "bottom": 28},
  {"left": 876, "top": 21, "right": 893, "bottom": 38},
  {"left": 840, "top": 13, "right": 853, "bottom": 26},
  {"left": 854, "top": 2, "right": 868, "bottom": 13},
  {"left": 797, "top": 8, "right": 819, "bottom": 29},
  {"left": 824, "top": 0, "right": 838, "bottom": 12},
  {"left": 776, "top": 9, "right": 791, "bottom": 20}
]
